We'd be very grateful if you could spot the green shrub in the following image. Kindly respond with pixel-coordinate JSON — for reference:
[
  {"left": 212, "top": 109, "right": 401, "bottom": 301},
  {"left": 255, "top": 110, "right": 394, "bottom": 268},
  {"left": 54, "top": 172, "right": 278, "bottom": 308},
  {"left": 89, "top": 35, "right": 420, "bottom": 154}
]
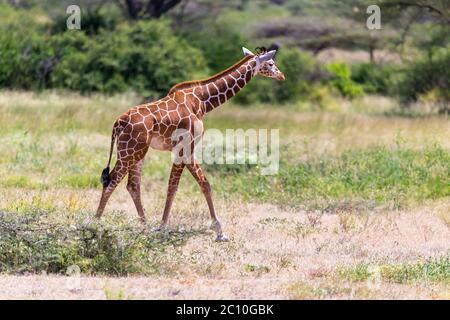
[
  {"left": 398, "top": 49, "right": 450, "bottom": 104},
  {"left": 0, "top": 5, "right": 53, "bottom": 89},
  {"left": 50, "top": 20, "right": 207, "bottom": 97},
  {"left": 351, "top": 63, "right": 396, "bottom": 95},
  {"left": 184, "top": 24, "right": 248, "bottom": 74},
  {"left": 0, "top": 7, "right": 208, "bottom": 97},
  {"left": 326, "top": 62, "right": 364, "bottom": 98},
  {"left": 0, "top": 210, "right": 203, "bottom": 275}
]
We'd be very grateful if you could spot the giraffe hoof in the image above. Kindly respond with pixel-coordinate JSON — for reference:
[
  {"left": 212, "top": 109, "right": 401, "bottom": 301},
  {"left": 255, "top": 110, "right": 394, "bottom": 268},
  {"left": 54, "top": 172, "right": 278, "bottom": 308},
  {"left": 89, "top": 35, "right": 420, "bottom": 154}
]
[{"left": 215, "top": 234, "right": 229, "bottom": 242}]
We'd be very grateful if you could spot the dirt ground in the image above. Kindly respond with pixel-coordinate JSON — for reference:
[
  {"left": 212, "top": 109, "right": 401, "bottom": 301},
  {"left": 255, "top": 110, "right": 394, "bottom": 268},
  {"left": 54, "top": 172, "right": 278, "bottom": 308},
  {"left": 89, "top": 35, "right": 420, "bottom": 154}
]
[{"left": 0, "top": 189, "right": 448, "bottom": 299}]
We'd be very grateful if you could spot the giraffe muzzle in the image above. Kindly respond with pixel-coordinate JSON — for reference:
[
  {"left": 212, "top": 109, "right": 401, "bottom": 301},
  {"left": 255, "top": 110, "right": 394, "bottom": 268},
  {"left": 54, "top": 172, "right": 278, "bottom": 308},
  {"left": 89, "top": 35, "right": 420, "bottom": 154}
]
[{"left": 277, "top": 73, "right": 285, "bottom": 81}]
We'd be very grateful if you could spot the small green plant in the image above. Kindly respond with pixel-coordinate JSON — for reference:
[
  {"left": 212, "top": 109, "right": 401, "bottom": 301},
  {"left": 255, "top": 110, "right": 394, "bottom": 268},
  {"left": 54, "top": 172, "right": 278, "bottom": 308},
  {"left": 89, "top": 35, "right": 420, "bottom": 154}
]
[
  {"left": 337, "top": 263, "right": 372, "bottom": 282},
  {"left": 243, "top": 264, "right": 270, "bottom": 275},
  {"left": 103, "top": 287, "right": 135, "bottom": 300},
  {"left": 380, "top": 257, "right": 450, "bottom": 284},
  {"left": 286, "top": 282, "right": 351, "bottom": 299}
]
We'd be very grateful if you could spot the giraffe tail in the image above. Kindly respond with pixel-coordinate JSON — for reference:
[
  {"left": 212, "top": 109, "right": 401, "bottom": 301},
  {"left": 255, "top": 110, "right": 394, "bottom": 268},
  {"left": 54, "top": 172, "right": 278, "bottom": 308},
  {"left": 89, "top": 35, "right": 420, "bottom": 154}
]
[{"left": 100, "top": 123, "right": 118, "bottom": 188}]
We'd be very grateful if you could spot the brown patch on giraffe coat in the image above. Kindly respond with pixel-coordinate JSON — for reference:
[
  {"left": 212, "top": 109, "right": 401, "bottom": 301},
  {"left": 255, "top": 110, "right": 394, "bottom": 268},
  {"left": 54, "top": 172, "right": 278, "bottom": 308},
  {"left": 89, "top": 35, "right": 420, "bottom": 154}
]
[
  {"left": 207, "top": 84, "right": 218, "bottom": 96},
  {"left": 230, "top": 70, "right": 240, "bottom": 79},
  {"left": 219, "top": 94, "right": 226, "bottom": 104},
  {"left": 225, "top": 76, "right": 235, "bottom": 87},
  {"left": 133, "top": 122, "right": 146, "bottom": 133},
  {"left": 205, "top": 101, "right": 214, "bottom": 113},
  {"left": 194, "top": 87, "right": 207, "bottom": 101},
  {"left": 173, "top": 91, "right": 185, "bottom": 103},
  {"left": 216, "top": 79, "right": 227, "bottom": 91},
  {"left": 119, "top": 133, "right": 131, "bottom": 141},
  {"left": 210, "top": 96, "right": 220, "bottom": 107},
  {"left": 137, "top": 107, "right": 150, "bottom": 116},
  {"left": 237, "top": 78, "right": 245, "bottom": 88},
  {"left": 245, "top": 71, "right": 252, "bottom": 82},
  {"left": 225, "top": 89, "right": 234, "bottom": 100},
  {"left": 130, "top": 113, "right": 143, "bottom": 123}
]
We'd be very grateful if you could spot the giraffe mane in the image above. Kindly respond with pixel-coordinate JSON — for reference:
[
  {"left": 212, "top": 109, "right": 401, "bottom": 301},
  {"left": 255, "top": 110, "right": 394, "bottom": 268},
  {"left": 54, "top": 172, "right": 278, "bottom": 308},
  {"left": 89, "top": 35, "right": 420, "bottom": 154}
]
[{"left": 168, "top": 55, "right": 254, "bottom": 94}]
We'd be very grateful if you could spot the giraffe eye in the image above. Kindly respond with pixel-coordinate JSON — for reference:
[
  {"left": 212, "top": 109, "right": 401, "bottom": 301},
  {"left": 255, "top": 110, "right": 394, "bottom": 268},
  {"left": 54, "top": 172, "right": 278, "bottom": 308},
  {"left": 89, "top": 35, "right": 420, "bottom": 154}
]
[{"left": 268, "top": 62, "right": 274, "bottom": 67}]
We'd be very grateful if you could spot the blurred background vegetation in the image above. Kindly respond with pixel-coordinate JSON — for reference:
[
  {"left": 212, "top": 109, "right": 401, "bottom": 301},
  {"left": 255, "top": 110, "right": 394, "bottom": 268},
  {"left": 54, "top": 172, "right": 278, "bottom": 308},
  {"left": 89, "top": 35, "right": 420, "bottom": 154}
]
[{"left": 0, "top": 0, "right": 449, "bottom": 112}]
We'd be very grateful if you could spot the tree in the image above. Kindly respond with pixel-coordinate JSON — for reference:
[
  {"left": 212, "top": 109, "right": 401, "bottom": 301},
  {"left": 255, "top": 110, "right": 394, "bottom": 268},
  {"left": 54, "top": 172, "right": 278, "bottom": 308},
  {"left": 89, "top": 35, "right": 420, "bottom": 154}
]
[
  {"left": 379, "top": 0, "right": 450, "bottom": 22},
  {"left": 256, "top": 16, "right": 396, "bottom": 63}
]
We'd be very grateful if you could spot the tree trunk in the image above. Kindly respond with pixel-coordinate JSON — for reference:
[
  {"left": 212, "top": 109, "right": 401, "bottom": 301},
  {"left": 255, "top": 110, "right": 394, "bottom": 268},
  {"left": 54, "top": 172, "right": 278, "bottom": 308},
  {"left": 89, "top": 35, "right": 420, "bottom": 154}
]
[
  {"left": 146, "top": 0, "right": 182, "bottom": 18},
  {"left": 125, "top": 0, "right": 143, "bottom": 19},
  {"left": 369, "top": 44, "right": 375, "bottom": 63}
]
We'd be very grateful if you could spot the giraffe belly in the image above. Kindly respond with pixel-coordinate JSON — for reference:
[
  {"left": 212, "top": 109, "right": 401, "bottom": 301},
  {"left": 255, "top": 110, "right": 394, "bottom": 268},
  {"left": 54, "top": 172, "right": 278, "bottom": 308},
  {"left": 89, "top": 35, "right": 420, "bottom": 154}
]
[{"left": 149, "top": 136, "right": 171, "bottom": 151}]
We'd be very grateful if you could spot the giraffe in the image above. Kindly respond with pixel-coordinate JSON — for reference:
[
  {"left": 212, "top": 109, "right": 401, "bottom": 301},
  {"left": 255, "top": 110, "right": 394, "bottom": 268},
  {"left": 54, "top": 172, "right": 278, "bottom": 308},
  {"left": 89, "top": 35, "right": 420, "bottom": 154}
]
[{"left": 95, "top": 46, "right": 285, "bottom": 241}]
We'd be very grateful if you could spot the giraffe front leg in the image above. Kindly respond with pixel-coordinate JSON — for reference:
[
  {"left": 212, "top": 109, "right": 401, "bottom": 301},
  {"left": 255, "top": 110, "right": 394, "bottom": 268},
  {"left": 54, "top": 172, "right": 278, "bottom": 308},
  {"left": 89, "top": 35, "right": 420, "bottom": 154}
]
[
  {"left": 186, "top": 162, "right": 229, "bottom": 242},
  {"left": 155, "top": 163, "right": 185, "bottom": 231}
]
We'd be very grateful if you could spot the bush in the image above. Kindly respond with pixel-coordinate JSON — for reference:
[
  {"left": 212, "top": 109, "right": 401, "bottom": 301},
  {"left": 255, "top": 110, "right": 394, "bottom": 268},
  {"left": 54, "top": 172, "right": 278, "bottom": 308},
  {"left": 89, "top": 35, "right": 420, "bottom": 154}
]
[
  {"left": 398, "top": 49, "right": 450, "bottom": 104},
  {"left": 0, "top": 5, "right": 54, "bottom": 90},
  {"left": 351, "top": 63, "right": 396, "bottom": 95},
  {"left": 326, "top": 62, "right": 364, "bottom": 98},
  {"left": 50, "top": 20, "right": 208, "bottom": 97},
  {"left": 0, "top": 6, "right": 208, "bottom": 97},
  {"left": 0, "top": 210, "right": 202, "bottom": 275},
  {"left": 184, "top": 24, "right": 248, "bottom": 74}
]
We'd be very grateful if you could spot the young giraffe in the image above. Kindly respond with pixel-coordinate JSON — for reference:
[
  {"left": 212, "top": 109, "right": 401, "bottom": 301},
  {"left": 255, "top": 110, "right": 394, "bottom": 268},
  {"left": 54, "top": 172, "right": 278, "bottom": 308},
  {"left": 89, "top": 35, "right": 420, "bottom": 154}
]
[{"left": 95, "top": 47, "right": 285, "bottom": 241}]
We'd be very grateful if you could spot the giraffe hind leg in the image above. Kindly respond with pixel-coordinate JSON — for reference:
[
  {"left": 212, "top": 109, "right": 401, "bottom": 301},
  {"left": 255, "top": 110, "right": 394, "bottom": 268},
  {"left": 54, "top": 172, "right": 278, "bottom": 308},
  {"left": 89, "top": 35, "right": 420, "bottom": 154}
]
[
  {"left": 95, "top": 161, "right": 128, "bottom": 219},
  {"left": 126, "top": 159, "right": 146, "bottom": 224}
]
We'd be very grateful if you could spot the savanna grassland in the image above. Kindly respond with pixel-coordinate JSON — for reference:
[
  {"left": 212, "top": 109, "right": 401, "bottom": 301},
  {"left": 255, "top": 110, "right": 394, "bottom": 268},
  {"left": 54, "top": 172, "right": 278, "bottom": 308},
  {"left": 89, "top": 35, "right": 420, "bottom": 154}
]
[{"left": 0, "top": 91, "right": 449, "bottom": 299}]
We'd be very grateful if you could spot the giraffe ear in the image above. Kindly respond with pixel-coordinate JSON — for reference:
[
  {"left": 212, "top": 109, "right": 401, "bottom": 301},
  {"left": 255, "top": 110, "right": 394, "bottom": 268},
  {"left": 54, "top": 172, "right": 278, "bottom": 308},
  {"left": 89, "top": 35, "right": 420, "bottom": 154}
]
[
  {"left": 242, "top": 47, "right": 254, "bottom": 56},
  {"left": 257, "top": 50, "right": 277, "bottom": 62}
]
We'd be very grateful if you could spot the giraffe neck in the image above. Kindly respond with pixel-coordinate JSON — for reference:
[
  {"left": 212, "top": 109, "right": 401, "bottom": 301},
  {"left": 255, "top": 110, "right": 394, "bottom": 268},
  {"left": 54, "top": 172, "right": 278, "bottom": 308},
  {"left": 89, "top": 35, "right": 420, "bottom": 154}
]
[{"left": 193, "top": 57, "right": 258, "bottom": 113}]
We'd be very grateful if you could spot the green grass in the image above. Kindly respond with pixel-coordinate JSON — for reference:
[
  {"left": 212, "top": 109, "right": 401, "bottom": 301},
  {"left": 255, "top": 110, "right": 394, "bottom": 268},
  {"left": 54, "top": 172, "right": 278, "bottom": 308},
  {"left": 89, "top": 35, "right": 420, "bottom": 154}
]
[
  {"left": 380, "top": 257, "right": 450, "bottom": 284},
  {"left": 337, "top": 263, "right": 372, "bottom": 282},
  {"left": 212, "top": 144, "right": 450, "bottom": 210},
  {"left": 59, "top": 174, "right": 101, "bottom": 189},
  {"left": 337, "top": 257, "right": 450, "bottom": 284},
  {"left": 0, "top": 91, "right": 448, "bottom": 212}
]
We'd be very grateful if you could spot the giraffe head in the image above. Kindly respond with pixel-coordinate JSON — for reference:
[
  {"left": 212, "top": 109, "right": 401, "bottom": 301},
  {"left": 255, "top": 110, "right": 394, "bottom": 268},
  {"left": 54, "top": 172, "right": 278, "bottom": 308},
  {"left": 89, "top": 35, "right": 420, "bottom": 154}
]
[{"left": 242, "top": 47, "right": 285, "bottom": 81}]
